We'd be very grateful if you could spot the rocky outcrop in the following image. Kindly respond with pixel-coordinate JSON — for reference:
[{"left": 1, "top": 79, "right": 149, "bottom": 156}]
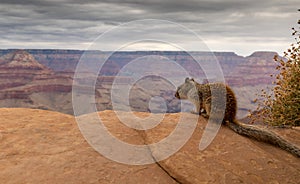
[
  {"left": 0, "top": 50, "right": 73, "bottom": 114},
  {"left": 1, "top": 108, "right": 299, "bottom": 183},
  {"left": 0, "top": 50, "right": 48, "bottom": 70}
]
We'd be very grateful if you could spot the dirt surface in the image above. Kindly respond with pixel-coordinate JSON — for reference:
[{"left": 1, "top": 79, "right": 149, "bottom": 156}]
[
  {"left": 0, "top": 108, "right": 299, "bottom": 184},
  {"left": 0, "top": 108, "right": 176, "bottom": 184}
]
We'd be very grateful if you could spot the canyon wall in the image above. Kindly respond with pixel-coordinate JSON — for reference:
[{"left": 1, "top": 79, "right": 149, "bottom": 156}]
[{"left": 0, "top": 49, "right": 279, "bottom": 117}]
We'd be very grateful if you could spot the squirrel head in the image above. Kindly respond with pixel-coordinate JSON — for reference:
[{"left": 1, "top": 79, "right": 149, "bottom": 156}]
[
  {"left": 185, "top": 77, "right": 195, "bottom": 83},
  {"left": 175, "top": 77, "right": 197, "bottom": 99}
]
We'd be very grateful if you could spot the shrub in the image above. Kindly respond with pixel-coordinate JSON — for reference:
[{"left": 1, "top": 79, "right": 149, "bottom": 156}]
[{"left": 251, "top": 19, "right": 300, "bottom": 126}]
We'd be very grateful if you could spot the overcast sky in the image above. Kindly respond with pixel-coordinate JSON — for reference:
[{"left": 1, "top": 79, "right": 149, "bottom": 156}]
[{"left": 0, "top": 0, "right": 299, "bottom": 56}]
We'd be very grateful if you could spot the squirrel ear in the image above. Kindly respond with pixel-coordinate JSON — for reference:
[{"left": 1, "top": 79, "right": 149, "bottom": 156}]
[
  {"left": 191, "top": 78, "right": 195, "bottom": 82},
  {"left": 185, "top": 77, "right": 190, "bottom": 82}
]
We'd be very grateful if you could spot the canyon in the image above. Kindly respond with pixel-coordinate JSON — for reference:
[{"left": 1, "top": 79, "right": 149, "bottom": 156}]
[{"left": 0, "top": 49, "right": 279, "bottom": 118}]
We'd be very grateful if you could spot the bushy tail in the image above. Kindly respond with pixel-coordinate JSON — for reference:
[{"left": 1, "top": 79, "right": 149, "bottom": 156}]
[{"left": 226, "top": 120, "right": 300, "bottom": 157}]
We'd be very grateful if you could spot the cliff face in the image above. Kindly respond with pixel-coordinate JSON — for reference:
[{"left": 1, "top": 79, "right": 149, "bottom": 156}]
[
  {"left": 0, "top": 49, "right": 278, "bottom": 87},
  {"left": 0, "top": 50, "right": 73, "bottom": 114},
  {"left": 0, "top": 50, "right": 276, "bottom": 86},
  {"left": 227, "top": 51, "right": 278, "bottom": 86},
  {"left": 0, "top": 50, "right": 52, "bottom": 90},
  {"left": 30, "top": 50, "right": 277, "bottom": 86},
  {"left": 0, "top": 50, "right": 48, "bottom": 70},
  {"left": 0, "top": 49, "right": 280, "bottom": 117}
]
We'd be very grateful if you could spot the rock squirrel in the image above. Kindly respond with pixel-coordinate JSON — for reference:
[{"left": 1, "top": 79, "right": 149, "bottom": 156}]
[{"left": 175, "top": 77, "right": 300, "bottom": 157}]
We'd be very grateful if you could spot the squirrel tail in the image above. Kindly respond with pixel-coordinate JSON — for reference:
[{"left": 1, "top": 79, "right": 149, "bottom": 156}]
[{"left": 226, "top": 120, "right": 300, "bottom": 157}]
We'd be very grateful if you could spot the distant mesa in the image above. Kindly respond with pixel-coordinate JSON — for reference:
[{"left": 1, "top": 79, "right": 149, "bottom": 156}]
[{"left": 248, "top": 51, "right": 279, "bottom": 58}]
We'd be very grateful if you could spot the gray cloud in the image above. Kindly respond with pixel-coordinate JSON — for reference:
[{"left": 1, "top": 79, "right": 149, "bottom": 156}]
[{"left": 0, "top": 0, "right": 299, "bottom": 55}]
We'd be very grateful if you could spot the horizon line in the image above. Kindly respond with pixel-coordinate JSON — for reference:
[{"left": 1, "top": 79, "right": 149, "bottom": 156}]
[{"left": 0, "top": 48, "right": 280, "bottom": 57}]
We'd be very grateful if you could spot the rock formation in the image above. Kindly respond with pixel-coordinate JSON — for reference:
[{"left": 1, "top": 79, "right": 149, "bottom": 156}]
[
  {"left": 0, "top": 49, "right": 281, "bottom": 117},
  {"left": 0, "top": 50, "right": 73, "bottom": 114},
  {"left": 0, "top": 108, "right": 299, "bottom": 183}
]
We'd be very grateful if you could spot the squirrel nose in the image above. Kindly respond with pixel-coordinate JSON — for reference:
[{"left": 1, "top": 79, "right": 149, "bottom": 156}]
[{"left": 175, "top": 92, "right": 180, "bottom": 99}]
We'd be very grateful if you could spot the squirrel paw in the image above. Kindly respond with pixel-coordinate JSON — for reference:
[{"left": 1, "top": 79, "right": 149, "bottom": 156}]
[
  {"left": 201, "top": 113, "right": 209, "bottom": 118},
  {"left": 190, "top": 110, "right": 200, "bottom": 115}
]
